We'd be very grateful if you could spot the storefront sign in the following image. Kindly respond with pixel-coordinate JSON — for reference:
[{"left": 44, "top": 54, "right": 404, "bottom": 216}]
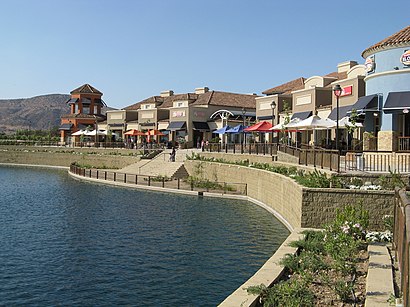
[
  {"left": 172, "top": 110, "right": 185, "bottom": 118},
  {"left": 365, "top": 56, "right": 375, "bottom": 73},
  {"left": 400, "top": 50, "right": 410, "bottom": 66},
  {"left": 193, "top": 111, "right": 205, "bottom": 118},
  {"left": 340, "top": 85, "right": 352, "bottom": 97}
]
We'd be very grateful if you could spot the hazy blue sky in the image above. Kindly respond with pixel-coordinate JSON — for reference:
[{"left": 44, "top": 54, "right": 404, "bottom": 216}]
[{"left": 0, "top": 0, "right": 408, "bottom": 109}]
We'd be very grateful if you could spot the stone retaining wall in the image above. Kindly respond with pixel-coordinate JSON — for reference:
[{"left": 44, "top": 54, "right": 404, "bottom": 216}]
[
  {"left": 0, "top": 145, "right": 138, "bottom": 169},
  {"left": 185, "top": 160, "right": 303, "bottom": 229},
  {"left": 301, "top": 188, "right": 394, "bottom": 230},
  {"left": 185, "top": 160, "right": 394, "bottom": 230}
]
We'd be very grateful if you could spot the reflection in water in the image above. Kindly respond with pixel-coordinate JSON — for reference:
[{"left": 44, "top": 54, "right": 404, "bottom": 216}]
[{"left": 0, "top": 166, "right": 289, "bottom": 306}]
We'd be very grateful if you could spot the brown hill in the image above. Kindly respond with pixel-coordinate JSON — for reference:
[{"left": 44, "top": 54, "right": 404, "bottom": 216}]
[{"left": 0, "top": 94, "right": 114, "bottom": 133}]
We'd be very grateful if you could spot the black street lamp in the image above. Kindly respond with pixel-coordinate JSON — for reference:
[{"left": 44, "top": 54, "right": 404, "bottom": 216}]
[
  {"left": 270, "top": 101, "right": 276, "bottom": 143},
  {"left": 333, "top": 85, "right": 342, "bottom": 153},
  {"left": 241, "top": 107, "right": 246, "bottom": 153}
]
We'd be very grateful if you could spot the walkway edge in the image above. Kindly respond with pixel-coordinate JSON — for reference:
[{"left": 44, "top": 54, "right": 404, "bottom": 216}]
[
  {"left": 365, "top": 243, "right": 394, "bottom": 306},
  {"left": 218, "top": 229, "right": 304, "bottom": 307}
]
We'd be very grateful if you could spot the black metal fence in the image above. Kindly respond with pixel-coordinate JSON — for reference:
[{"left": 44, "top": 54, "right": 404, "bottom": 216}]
[
  {"left": 70, "top": 163, "right": 247, "bottom": 196},
  {"left": 208, "top": 142, "right": 278, "bottom": 155}
]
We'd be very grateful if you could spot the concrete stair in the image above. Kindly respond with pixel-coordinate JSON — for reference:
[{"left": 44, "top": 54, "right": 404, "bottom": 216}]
[{"left": 118, "top": 149, "right": 196, "bottom": 178}]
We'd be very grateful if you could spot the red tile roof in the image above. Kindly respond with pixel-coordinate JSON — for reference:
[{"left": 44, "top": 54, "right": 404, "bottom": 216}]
[
  {"left": 262, "top": 77, "right": 305, "bottom": 95},
  {"left": 362, "top": 25, "right": 410, "bottom": 58}
]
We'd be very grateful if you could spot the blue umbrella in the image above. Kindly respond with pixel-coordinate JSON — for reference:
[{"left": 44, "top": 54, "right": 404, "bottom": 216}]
[
  {"left": 226, "top": 124, "right": 247, "bottom": 134},
  {"left": 213, "top": 125, "right": 231, "bottom": 134}
]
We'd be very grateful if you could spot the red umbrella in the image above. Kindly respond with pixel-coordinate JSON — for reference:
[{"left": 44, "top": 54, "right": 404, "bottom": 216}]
[
  {"left": 145, "top": 129, "right": 165, "bottom": 136},
  {"left": 124, "top": 129, "right": 145, "bottom": 136},
  {"left": 244, "top": 121, "right": 273, "bottom": 132}
]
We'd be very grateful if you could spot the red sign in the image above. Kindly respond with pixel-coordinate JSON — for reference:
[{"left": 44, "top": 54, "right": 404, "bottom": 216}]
[
  {"left": 340, "top": 86, "right": 352, "bottom": 97},
  {"left": 401, "top": 50, "right": 410, "bottom": 66}
]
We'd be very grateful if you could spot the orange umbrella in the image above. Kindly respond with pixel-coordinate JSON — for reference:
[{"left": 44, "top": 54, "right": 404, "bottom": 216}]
[
  {"left": 145, "top": 129, "right": 165, "bottom": 136},
  {"left": 124, "top": 129, "right": 145, "bottom": 136}
]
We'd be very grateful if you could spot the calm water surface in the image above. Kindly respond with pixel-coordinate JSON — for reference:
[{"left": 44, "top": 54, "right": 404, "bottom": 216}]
[{"left": 0, "top": 166, "right": 289, "bottom": 306}]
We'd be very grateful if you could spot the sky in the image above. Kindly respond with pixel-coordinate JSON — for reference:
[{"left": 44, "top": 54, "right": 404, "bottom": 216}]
[{"left": 0, "top": 0, "right": 408, "bottom": 109}]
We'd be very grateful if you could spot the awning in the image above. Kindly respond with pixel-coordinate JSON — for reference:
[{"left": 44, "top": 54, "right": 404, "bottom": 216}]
[
  {"left": 59, "top": 123, "right": 73, "bottom": 130},
  {"left": 192, "top": 121, "right": 210, "bottom": 131},
  {"left": 383, "top": 91, "right": 410, "bottom": 113},
  {"left": 291, "top": 111, "right": 312, "bottom": 120},
  {"left": 167, "top": 121, "right": 186, "bottom": 131},
  {"left": 66, "top": 98, "right": 78, "bottom": 104},
  {"left": 349, "top": 94, "right": 379, "bottom": 114},
  {"left": 157, "top": 122, "right": 169, "bottom": 130},
  {"left": 257, "top": 115, "right": 274, "bottom": 120},
  {"left": 328, "top": 105, "right": 352, "bottom": 120},
  {"left": 81, "top": 98, "right": 92, "bottom": 105}
]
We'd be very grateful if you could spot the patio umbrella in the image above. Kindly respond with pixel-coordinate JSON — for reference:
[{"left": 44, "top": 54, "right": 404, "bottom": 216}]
[
  {"left": 146, "top": 129, "right": 165, "bottom": 136},
  {"left": 213, "top": 125, "right": 231, "bottom": 134},
  {"left": 337, "top": 117, "right": 363, "bottom": 128},
  {"left": 102, "top": 130, "right": 118, "bottom": 137},
  {"left": 244, "top": 121, "right": 273, "bottom": 132},
  {"left": 124, "top": 129, "right": 145, "bottom": 136},
  {"left": 85, "top": 129, "right": 106, "bottom": 136},
  {"left": 225, "top": 124, "right": 247, "bottom": 134},
  {"left": 291, "top": 115, "right": 336, "bottom": 147},
  {"left": 270, "top": 118, "right": 301, "bottom": 132},
  {"left": 291, "top": 115, "right": 336, "bottom": 130},
  {"left": 71, "top": 129, "right": 87, "bottom": 136}
]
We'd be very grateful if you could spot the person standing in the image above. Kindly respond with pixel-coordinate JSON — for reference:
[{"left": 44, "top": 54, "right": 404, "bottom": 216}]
[
  {"left": 169, "top": 147, "right": 176, "bottom": 162},
  {"left": 201, "top": 139, "right": 205, "bottom": 152}
]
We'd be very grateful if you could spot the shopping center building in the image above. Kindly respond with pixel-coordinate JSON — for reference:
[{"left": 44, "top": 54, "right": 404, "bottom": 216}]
[
  {"left": 361, "top": 25, "right": 410, "bottom": 151},
  {"left": 59, "top": 26, "right": 410, "bottom": 153}
]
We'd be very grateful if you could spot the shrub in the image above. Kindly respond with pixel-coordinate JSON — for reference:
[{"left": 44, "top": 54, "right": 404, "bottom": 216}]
[{"left": 247, "top": 279, "right": 315, "bottom": 307}]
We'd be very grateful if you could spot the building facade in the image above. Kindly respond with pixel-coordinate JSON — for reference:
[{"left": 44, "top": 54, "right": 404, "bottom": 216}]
[
  {"left": 361, "top": 25, "right": 410, "bottom": 151},
  {"left": 59, "top": 84, "right": 106, "bottom": 144}
]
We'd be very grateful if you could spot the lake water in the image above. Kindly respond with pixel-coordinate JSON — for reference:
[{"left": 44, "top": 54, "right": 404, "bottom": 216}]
[{"left": 0, "top": 166, "right": 289, "bottom": 306}]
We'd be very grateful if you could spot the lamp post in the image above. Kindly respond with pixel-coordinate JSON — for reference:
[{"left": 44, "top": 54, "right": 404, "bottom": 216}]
[
  {"left": 270, "top": 101, "right": 276, "bottom": 143},
  {"left": 241, "top": 108, "right": 246, "bottom": 153},
  {"left": 93, "top": 115, "right": 98, "bottom": 147},
  {"left": 333, "top": 84, "right": 342, "bottom": 172}
]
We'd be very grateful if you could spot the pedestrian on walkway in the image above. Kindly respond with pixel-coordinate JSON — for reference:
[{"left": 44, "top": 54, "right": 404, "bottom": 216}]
[{"left": 169, "top": 147, "right": 176, "bottom": 162}]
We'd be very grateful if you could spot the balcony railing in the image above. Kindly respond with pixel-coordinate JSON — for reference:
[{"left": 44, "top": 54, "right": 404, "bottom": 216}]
[{"left": 399, "top": 137, "right": 410, "bottom": 152}]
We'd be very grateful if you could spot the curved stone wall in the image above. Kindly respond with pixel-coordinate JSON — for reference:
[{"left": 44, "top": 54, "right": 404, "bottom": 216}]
[
  {"left": 184, "top": 160, "right": 394, "bottom": 230},
  {"left": 185, "top": 160, "right": 304, "bottom": 230}
]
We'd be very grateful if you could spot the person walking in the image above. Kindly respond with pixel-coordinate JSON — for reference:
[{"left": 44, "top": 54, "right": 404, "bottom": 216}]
[{"left": 169, "top": 147, "right": 176, "bottom": 162}]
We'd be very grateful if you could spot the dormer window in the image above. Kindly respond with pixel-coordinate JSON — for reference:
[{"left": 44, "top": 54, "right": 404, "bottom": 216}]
[
  {"left": 142, "top": 104, "right": 154, "bottom": 110},
  {"left": 173, "top": 101, "right": 187, "bottom": 108}
]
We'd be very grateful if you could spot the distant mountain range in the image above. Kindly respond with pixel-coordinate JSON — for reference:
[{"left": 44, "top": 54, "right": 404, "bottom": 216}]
[{"left": 0, "top": 94, "right": 114, "bottom": 133}]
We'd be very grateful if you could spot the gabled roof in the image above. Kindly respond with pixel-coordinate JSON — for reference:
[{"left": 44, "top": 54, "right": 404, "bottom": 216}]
[
  {"left": 124, "top": 96, "right": 164, "bottom": 110},
  {"left": 262, "top": 77, "right": 305, "bottom": 95},
  {"left": 323, "top": 71, "right": 347, "bottom": 80},
  {"left": 362, "top": 25, "right": 410, "bottom": 58},
  {"left": 70, "top": 84, "right": 103, "bottom": 95},
  {"left": 159, "top": 93, "right": 199, "bottom": 108},
  {"left": 190, "top": 91, "right": 258, "bottom": 108}
]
